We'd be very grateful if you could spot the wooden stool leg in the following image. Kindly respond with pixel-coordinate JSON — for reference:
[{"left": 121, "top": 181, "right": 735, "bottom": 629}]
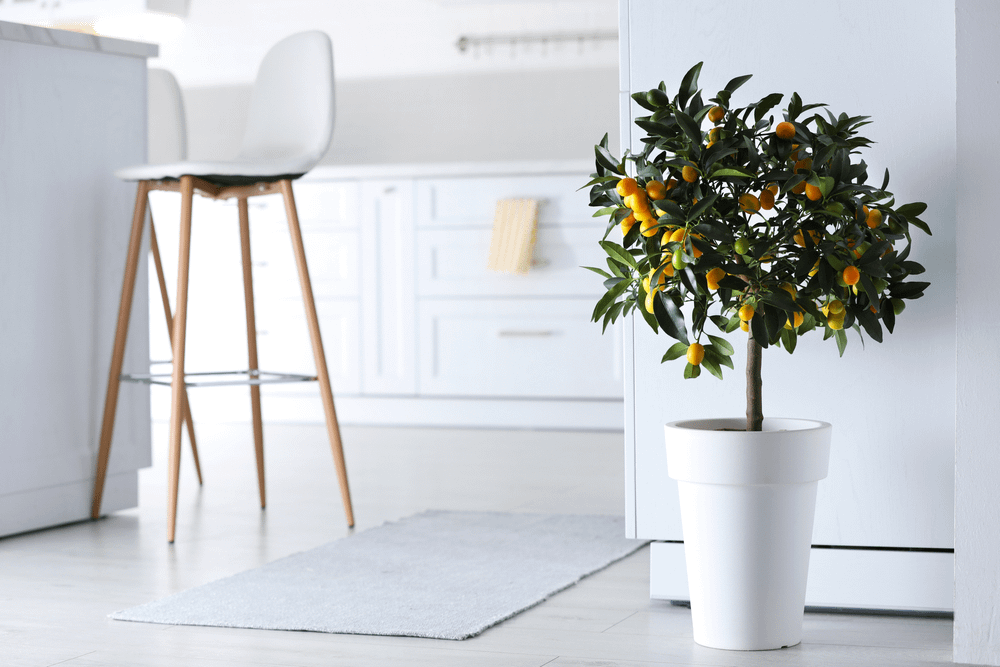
[
  {"left": 278, "top": 179, "right": 354, "bottom": 527},
  {"left": 91, "top": 181, "right": 151, "bottom": 519},
  {"left": 149, "top": 214, "right": 203, "bottom": 485},
  {"left": 237, "top": 197, "right": 266, "bottom": 509},
  {"left": 167, "top": 175, "right": 196, "bottom": 543}
]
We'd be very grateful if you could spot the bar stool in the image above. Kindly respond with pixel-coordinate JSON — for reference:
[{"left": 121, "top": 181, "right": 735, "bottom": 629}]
[{"left": 90, "top": 31, "right": 354, "bottom": 542}]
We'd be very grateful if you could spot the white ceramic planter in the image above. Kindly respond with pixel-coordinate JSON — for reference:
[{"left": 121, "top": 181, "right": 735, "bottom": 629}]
[{"left": 665, "top": 418, "right": 832, "bottom": 651}]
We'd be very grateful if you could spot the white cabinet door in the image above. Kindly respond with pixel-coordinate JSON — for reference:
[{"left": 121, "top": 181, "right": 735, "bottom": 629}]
[
  {"left": 418, "top": 298, "right": 623, "bottom": 399},
  {"left": 416, "top": 226, "right": 607, "bottom": 298},
  {"left": 415, "top": 174, "right": 593, "bottom": 228},
  {"left": 360, "top": 180, "right": 417, "bottom": 395}
]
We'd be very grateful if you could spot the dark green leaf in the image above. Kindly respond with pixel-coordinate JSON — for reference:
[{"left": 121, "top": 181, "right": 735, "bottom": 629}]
[
  {"left": 583, "top": 266, "right": 612, "bottom": 279},
  {"left": 595, "top": 144, "right": 624, "bottom": 175},
  {"left": 591, "top": 278, "right": 630, "bottom": 322},
  {"left": 674, "top": 111, "right": 704, "bottom": 145},
  {"left": 724, "top": 74, "right": 752, "bottom": 93},
  {"left": 662, "top": 342, "right": 689, "bottom": 362},
  {"left": 688, "top": 192, "right": 719, "bottom": 221},
  {"left": 653, "top": 292, "right": 690, "bottom": 344},
  {"left": 889, "top": 281, "right": 930, "bottom": 299},
  {"left": 700, "top": 355, "right": 724, "bottom": 380},
  {"left": 856, "top": 307, "right": 884, "bottom": 343},
  {"left": 683, "top": 362, "right": 701, "bottom": 379},
  {"left": 706, "top": 334, "right": 734, "bottom": 356},
  {"left": 678, "top": 62, "right": 703, "bottom": 108},
  {"left": 599, "top": 240, "right": 638, "bottom": 268},
  {"left": 754, "top": 92, "right": 784, "bottom": 123},
  {"left": 835, "top": 329, "right": 848, "bottom": 356}
]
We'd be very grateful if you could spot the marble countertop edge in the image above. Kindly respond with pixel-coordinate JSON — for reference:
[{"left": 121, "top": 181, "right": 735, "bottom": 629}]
[{"left": 0, "top": 19, "right": 157, "bottom": 58}]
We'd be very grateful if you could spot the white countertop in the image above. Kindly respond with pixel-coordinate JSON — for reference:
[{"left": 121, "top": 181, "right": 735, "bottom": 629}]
[
  {"left": 0, "top": 19, "right": 157, "bottom": 58},
  {"left": 304, "top": 159, "right": 594, "bottom": 181}
]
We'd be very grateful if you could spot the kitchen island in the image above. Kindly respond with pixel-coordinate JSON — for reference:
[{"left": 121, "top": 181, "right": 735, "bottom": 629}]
[{"left": 0, "top": 21, "right": 155, "bottom": 537}]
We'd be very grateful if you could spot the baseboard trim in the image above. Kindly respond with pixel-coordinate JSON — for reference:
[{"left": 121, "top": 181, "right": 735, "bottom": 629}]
[
  {"left": 153, "top": 386, "right": 625, "bottom": 431},
  {"left": 649, "top": 540, "right": 953, "bottom": 612}
]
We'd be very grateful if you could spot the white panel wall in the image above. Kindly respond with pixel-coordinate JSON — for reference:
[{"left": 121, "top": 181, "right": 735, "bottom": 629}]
[
  {"left": 955, "top": 2, "right": 1000, "bottom": 664},
  {"left": 625, "top": 0, "right": 956, "bottom": 551}
]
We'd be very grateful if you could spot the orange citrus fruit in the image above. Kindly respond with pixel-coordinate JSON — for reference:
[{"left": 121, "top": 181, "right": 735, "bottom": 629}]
[
  {"left": 616, "top": 177, "right": 640, "bottom": 197},
  {"left": 646, "top": 180, "right": 667, "bottom": 201},
  {"left": 843, "top": 266, "right": 861, "bottom": 286},
  {"left": 739, "top": 193, "right": 760, "bottom": 212},
  {"left": 706, "top": 267, "right": 725, "bottom": 290},
  {"left": 739, "top": 304, "right": 755, "bottom": 322},
  {"left": 759, "top": 188, "right": 775, "bottom": 210},
  {"left": 666, "top": 178, "right": 678, "bottom": 191},
  {"left": 739, "top": 320, "right": 749, "bottom": 332},
  {"left": 775, "top": 121, "right": 796, "bottom": 140},
  {"left": 866, "top": 208, "right": 883, "bottom": 229},
  {"left": 805, "top": 183, "right": 822, "bottom": 201},
  {"left": 681, "top": 165, "right": 698, "bottom": 183},
  {"left": 620, "top": 212, "right": 636, "bottom": 235},
  {"left": 640, "top": 219, "right": 659, "bottom": 237},
  {"left": 708, "top": 106, "right": 725, "bottom": 123}
]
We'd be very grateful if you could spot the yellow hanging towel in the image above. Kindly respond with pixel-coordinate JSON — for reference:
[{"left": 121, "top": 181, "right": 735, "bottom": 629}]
[{"left": 487, "top": 199, "right": 539, "bottom": 275}]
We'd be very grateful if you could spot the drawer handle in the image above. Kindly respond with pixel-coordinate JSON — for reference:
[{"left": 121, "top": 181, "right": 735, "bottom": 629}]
[{"left": 498, "top": 330, "right": 556, "bottom": 338}]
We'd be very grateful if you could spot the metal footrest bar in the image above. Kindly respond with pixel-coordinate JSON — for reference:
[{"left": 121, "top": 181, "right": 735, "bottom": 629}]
[{"left": 121, "top": 368, "right": 317, "bottom": 387}]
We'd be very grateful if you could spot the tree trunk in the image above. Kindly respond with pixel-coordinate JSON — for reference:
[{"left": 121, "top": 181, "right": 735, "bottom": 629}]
[{"left": 746, "top": 333, "right": 763, "bottom": 432}]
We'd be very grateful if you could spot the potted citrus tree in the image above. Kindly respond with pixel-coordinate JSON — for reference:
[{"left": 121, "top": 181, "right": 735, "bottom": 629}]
[{"left": 586, "top": 63, "right": 931, "bottom": 650}]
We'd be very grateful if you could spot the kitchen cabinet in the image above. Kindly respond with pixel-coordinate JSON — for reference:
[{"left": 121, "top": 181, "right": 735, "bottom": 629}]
[
  {"left": 148, "top": 162, "right": 624, "bottom": 430},
  {"left": 0, "top": 21, "right": 155, "bottom": 537}
]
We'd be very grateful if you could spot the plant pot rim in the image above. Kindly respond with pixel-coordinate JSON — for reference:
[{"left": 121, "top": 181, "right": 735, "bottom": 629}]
[
  {"left": 666, "top": 417, "right": 831, "bottom": 433},
  {"left": 664, "top": 418, "right": 832, "bottom": 485}
]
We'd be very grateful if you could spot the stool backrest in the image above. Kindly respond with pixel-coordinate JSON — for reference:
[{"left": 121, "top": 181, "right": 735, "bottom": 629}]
[
  {"left": 148, "top": 68, "right": 187, "bottom": 164},
  {"left": 236, "top": 31, "right": 335, "bottom": 172}
]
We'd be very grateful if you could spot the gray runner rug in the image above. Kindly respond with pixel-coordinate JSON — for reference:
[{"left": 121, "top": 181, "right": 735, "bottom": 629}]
[{"left": 111, "top": 510, "right": 646, "bottom": 640}]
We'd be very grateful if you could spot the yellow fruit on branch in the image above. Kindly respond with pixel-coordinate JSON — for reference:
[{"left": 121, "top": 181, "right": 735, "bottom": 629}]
[
  {"left": 784, "top": 311, "right": 804, "bottom": 330},
  {"left": 616, "top": 177, "right": 640, "bottom": 197},
  {"left": 828, "top": 299, "right": 845, "bottom": 314},
  {"left": 739, "top": 320, "right": 750, "bottom": 332},
  {"left": 687, "top": 342, "right": 706, "bottom": 365},
  {"left": 866, "top": 208, "right": 883, "bottom": 229},
  {"left": 739, "top": 193, "right": 761, "bottom": 212},
  {"left": 759, "top": 188, "right": 775, "bottom": 210},
  {"left": 705, "top": 267, "right": 726, "bottom": 290},
  {"left": 665, "top": 178, "right": 678, "bottom": 191},
  {"left": 793, "top": 158, "right": 813, "bottom": 173},
  {"left": 644, "top": 290, "right": 657, "bottom": 314},
  {"left": 804, "top": 183, "right": 823, "bottom": 201},
  {"left": 775, "top": 121, "right": 796, "bottom": 140},
  {"left": 681, "top": 165, "right": 699, "bottom": 183},
  {"left": 739, "top": 304, "right": 755, "bottom": 322},
  {"left": 708, "top": 106, "right": 725, "bottom": 123},
  {"left": 640, "top": 219, "right": 659, "bottom": 237},
  {"left": 646, "top": 180, "right": 667, "bottom": 200},
  {"left": 708, "top": 127, "right": 722, "bottom": 142},
  {"left": 620, "top": 212, "right": 636, "bottom": 235}
]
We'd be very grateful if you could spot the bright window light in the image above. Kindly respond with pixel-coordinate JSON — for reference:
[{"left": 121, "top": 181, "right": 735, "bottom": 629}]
[{"left": 93, "top": 11, "right": 183, "bottom": 43}]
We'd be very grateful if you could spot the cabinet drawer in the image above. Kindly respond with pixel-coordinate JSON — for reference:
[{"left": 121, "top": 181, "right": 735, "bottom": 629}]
[
  {"left": 251, "top": 227, "right": 359, "bottom": 300},
  {"left": 255, "top": 299, "right": 360, "bottom": 396},
  {"left": 416, "top": 174, "right": 592, "bottom": 228},
  {"left": 417, "top": 226, "right": 607, "bottom": 297},
  {"left": 417, "top": 299, "right": 623, "bottom": 399}
]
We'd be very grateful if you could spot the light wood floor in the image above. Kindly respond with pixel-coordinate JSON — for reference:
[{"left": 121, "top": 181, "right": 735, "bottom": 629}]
[{"left": 0, "top": 422, "right": 955, "bottom": 666}]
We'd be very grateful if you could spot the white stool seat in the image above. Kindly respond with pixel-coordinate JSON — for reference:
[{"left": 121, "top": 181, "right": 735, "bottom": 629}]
[
  {"left": 118, "top": 30, "right": 334, "bottom": 185},
  {"left": 115, "top": 158, "right": 311, "bottom": 185}
]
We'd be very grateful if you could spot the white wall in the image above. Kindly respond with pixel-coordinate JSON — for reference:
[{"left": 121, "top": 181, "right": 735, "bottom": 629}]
[
  {"left": 151, "top": 0, "right": 617, "bottom": 86},
  {"left": 955, "top": 2, "right": 1000, "bottom": 664},
  {"left": 182, "top": 67, "right": 620, "bottom": 165}
]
